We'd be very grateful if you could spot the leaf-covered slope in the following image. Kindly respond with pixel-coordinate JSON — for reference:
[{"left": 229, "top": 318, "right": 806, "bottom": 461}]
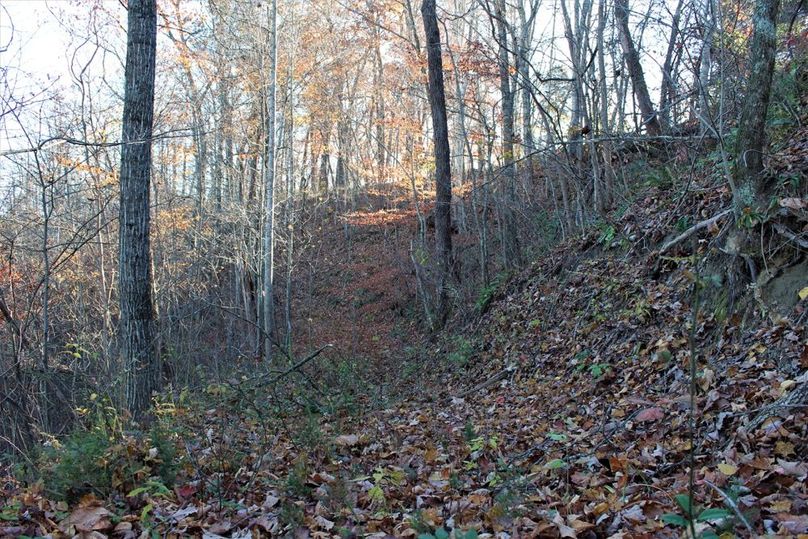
[{"left": 2, "top": 182, "right": 806, "bottom": 538}]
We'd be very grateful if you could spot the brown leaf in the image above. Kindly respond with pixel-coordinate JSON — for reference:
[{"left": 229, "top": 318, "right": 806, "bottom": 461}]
[
  {"left": 779, "top": 197, "right": 806, "bottom": 210},
  {"left": 335, "top": 434, "right": 360, "bottom": 447},
  {"left": 315, "top": 515, "right": 335, "bottom": 530},
  {"left": 635, "top": 407, "right": 664, "bottom": 422},
  {"left": 775, "top": 513, "right": 808, "bottom": 533},
  {"left": 552, "top": 513, "right": 577, "bottom": 538},
  {"left": 63, "top": 506, "right": 112, "bottom": 532}
]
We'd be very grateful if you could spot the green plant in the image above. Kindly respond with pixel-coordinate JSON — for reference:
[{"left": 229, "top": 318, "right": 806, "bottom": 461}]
[
  {"left": 418, "top": 528, "right": 449, "bottom": 539},
  {"left": 293, "top": 411, "right": 325, "bottom": 449},
  {"left": 127, "top": 478, "right": 171, "bottom": 499},
  {"left": 475, "top": 272, "right": 508, "bottom": 313},
  {"left": 418, "top": 528, "right": 478, "bottom": 539},
  {"left": 0, "top": 500, "right": 21, "bottom": 521},
  {"left": 588, "top": 363, "right": 609, "bottom": 379},
  {"left": 464, "top": 434, "right": 498, "bottom": 471},
  {"left": 41, "top": 421, "right": 178, "bottom": 503},
  {"left": 462, "top": 420, "right": 477, "bottom": 442},
  {"left": 41, "top": 390, "right": 178, "bottom": 502},
  {"left": 597, "top": 223, "right": 616, "bottom": 245},
  {"left": 279, "top": 500, "right": 305, "bottom": 529},
  {"left": 408, "top": 509, "right": 432, "bottom": 534},
  {"left": 367, "top": 466, "right": 406, "bottom": 507},
  {"left": 661, "top": 493, "right": 734, "bottom": 538},
  {"left": 42, "top": 429, "right": 113, "bottom": 501},
  {"left": 644, "top": 165, "right": 673, "bottom": 188},
  {"left": 675, "top": 216, "right": 691, "bottom": 233},
  {"left": 285, "top": 460, "right": 311, "bottom": 498},
  {"left": 447, "top": 336, "right": 474, "bottom": 367}
]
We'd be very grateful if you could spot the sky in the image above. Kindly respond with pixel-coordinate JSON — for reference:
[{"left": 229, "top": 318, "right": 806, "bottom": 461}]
[
  {"left": 0, "top": 0, "right": 675, "bottom": 157},
  {"left": 1, "top": 1, "right": 77, "bottom": 96},
  {"left": 1, "top": 0, "right": 127, "bottom": 156}
]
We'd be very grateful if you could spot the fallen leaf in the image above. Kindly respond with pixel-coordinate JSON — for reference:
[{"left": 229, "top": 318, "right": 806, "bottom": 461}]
[
  {"left": 315, "top": 515, "right": 335, "bottom": 530},
  {"left": 780, "top": 197, "right": 807, "bottom": 210},
  {"left": 635, "top": 407, "right": 664, "bottom": 422},
  {"left": 717, "top": 462, "right": 738, "bottom": 476},
  {"left": 775, "top": 441, "right": 795, "bottom": 457},
  {"left": 335, "top": 434, "right": 359, "bottom": 447},
  {"left": 552, "top": 512, "right": 577, "bottom": 538},
  {"left": 63, "top": 506, "right": 112, "bottom": 532}
]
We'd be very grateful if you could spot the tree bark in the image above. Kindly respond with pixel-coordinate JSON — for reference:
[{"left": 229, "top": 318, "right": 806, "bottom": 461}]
[
  {"left": 734, "top": 0, "right": 781, "bottom": 212},
  {"left": 614, "top": 0, "right": 661, "bottom": 136},
  {"left": 118, "top": 0, "right": 159, "bottom": 418},
  {"left": 493, "top": 0, "right": 521, "bottom": 267},
  {"left": 421, "top": 0, "right": 453, "bottom": 325},
  {"left": 262, "top": 0, "right": 278, "bottom": 362},
  {"left": 659, "top": 0, "right": 685, "bottom": 131}
]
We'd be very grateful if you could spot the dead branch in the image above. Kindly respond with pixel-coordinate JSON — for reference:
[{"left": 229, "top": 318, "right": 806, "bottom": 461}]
[{"left": 658, "top": 208, "right": 733, "bottom": 255}]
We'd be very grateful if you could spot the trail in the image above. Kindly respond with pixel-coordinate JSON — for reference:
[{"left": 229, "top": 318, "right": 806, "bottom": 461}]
[{"left": 4, "top": 182, "right": 807, "bottom": 538}]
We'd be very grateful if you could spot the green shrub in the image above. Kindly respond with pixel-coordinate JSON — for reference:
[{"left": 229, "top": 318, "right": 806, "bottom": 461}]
[
  {"left": 41, "top": 424, "right": 178, "bottom": 502},
  {"left": 43, "top": 429, "right": 113, "bottom": 501},
  {"left": 447, "top": 336, "right": 474, "bottom": 367},
  {"left": 475, "top": 272, "right": 508, "bottom": 314}
]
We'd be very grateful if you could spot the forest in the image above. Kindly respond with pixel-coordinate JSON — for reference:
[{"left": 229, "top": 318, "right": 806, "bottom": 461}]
[{"left": 0, "top": 0, "right": 806, "bottom": 536}]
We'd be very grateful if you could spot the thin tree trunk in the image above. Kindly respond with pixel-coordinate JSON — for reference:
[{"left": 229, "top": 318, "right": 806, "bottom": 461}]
[
  {"left": 614, "top": 0, "right": 661, "bottom": 136},
  {"left": 422, "top": 0, "right": 454, "bottom": 325},
  {"left": 262, "top": 0, "right": 278, "bottom": 362},
  {"left": 659, "top": 0, "right": 685, "bottom": 131},
  {"left": 493, "top": 0, "right": 521, "bottom": 267}
]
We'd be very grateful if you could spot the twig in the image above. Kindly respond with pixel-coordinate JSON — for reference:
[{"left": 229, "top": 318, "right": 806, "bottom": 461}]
[
  {"left": 659, "top": 209, "right": 733, "bottom": 255},
  {"left": 703, "top": 480, "right": 754, "bottom": 534},
  {"left": 245, "top": 344, "right": 334, "bottom": 385},
  {"left": 686, "top": 232, "right": 702, "bottom": 539},
  {"left": 455, "top": 366, "right": 514, "bottom": 399},
  {"left": 773, "top": 223, "right": 808, "bottom": 249}
]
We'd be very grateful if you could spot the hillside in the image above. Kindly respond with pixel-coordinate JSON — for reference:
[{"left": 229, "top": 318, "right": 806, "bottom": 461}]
[{"left": 2, "top": 156, "right": 806, "bottom": 538}]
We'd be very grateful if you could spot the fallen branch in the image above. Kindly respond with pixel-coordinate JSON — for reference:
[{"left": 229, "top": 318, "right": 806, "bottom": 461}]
[
  {"left": 747, "top": 382, "right": 808, "bottom": 431},
  {"left": 773, "top": 222, "right": 808, "bottom": 249},
  {"left": 456, "top": 366, "right": 514, "bottom": 399},
  {"left": 250, "top": 344, "right": 334, "bottom": 385},
  {"left": 658, "top": 208, "right": 733, "bottom": 255}
]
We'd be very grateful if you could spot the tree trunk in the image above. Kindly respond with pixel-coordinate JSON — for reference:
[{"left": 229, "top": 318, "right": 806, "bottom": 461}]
[
  {"left": 119, "top": 0, "right": 159, "bottom": 418},
  {"left": 262, "top": 0, "right": 278, "bottom": 362},
  {"left": 659, "top": 0, "right": 685, "bottom": 131},
  {"left": 734, "top": 0, "right": 781, "bottom": 212},
  {"left": 493, "top": 0, "right": 521, "bottom": 267},
  {"left": 614, "top": 0, "right": 661, "bottom": 136},
  {"left": 421, "top": 0, "right": 453, "bottom": 326}
]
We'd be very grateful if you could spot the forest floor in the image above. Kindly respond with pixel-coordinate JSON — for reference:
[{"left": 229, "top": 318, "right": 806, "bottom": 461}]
[{"left": 2, "top": 150, "right": 808, "bottom": 538}]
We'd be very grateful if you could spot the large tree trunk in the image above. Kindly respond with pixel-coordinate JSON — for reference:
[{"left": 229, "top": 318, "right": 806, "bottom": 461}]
[
  {"left": 119, "top": 0, "right": 159, "bottom": 418},
  {"left": 734, "top": 0, "right": 781, "bottom": 212},
  {"left": 421, "top": 0, "right": 453, "bottom": 326},
  {"left": 614, "top": 0, "right": 661, "bottom": 136}
]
